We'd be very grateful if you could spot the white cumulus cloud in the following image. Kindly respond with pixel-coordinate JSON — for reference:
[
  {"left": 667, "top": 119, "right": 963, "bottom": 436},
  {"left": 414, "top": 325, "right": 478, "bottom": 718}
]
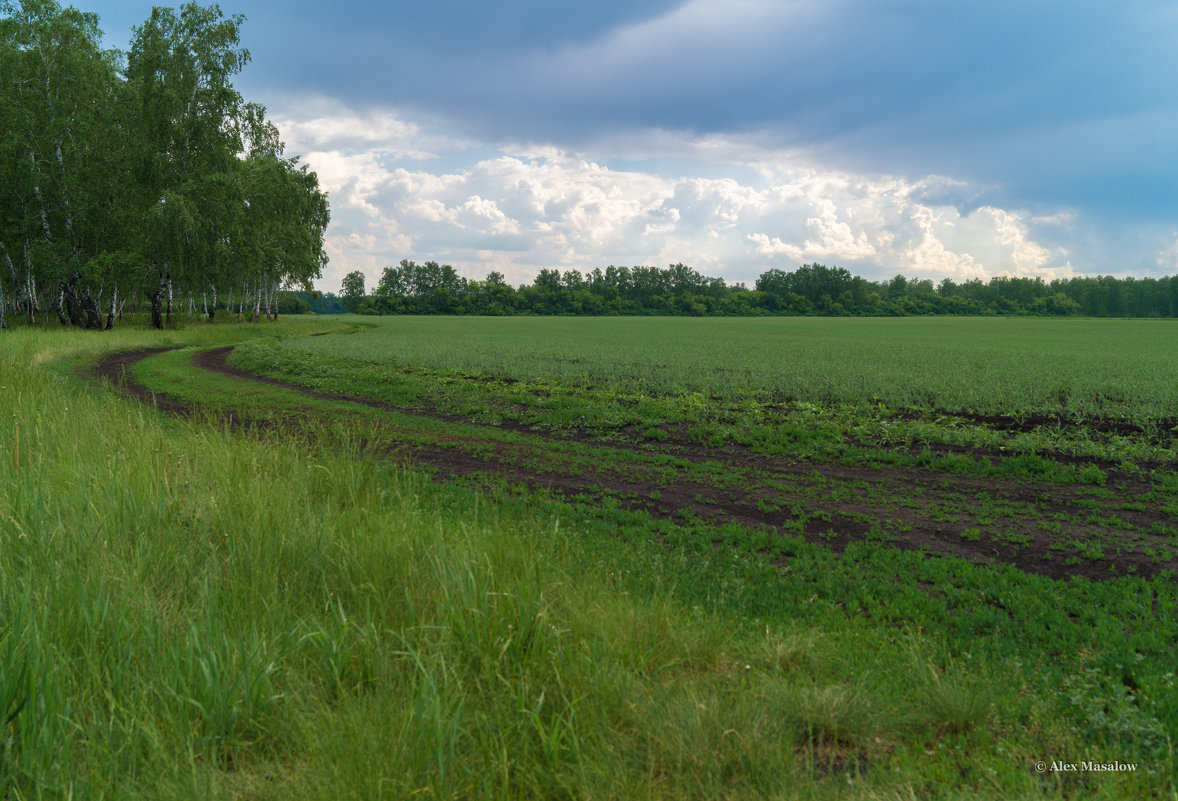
[{"left": 274, "top": 98, "right": 1074, "bottom": 292}]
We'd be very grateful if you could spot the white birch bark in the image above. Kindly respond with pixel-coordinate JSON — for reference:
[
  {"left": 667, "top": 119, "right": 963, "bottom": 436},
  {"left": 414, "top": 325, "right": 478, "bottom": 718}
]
[
  {"left": 24, "top": 249, "right": 38, "bottom": 321},
  {"left": 106, "top": 284, "right": 117, "bottom": 329},
  {"left": 30, "top": 152, "right": 53, "bottom": 247},
  {"left": 1, "top": 242, "right": 16, "bottom": 290},
  {"left": 54, "top": 284, "right": 67, "bottom": 325}
]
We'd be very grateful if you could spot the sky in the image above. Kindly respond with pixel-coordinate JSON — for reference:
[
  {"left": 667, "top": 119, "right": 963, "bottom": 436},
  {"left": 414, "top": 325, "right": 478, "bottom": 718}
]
[{"left": 87, "top": 0, "right": 1178, "bottom": 292}]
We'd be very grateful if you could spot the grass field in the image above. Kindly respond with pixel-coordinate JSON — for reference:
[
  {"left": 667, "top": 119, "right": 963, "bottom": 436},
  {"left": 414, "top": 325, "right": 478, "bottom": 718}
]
[
  {"left": 287, "top": 315, "right": 1178, "bottom": 419},
  {"left": 1, "top": 315, "right": 1176, "bottom": 798}
]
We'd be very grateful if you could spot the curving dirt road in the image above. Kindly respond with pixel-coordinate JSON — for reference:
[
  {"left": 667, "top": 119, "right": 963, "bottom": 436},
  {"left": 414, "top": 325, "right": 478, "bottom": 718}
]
[{"left": 89, "top": 346, "right": 1178, "bottom": 582}]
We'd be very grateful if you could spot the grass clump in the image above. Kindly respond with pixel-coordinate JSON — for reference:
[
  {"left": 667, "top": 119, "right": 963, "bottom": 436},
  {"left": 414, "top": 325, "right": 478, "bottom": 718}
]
[
  {"left": 787, "top": 681, "right": 881, "bottom": 747},
  {"left": 913, "top": 665, "right": 997, "bottom": 736}
]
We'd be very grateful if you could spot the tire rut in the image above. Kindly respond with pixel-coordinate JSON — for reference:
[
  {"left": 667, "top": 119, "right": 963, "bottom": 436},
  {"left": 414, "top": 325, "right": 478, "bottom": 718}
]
[{"left": 88, "top": 346, "right": 1178, "bottom": 583}]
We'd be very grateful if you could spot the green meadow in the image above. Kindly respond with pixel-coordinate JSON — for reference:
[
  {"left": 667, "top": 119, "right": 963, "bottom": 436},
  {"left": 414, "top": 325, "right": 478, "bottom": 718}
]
[
  {"left": 287, "top": 315, "right": 1178, "bottom": 419},
  {"left": 0, "top": 316, "right": 1175, "bottom": 799}
]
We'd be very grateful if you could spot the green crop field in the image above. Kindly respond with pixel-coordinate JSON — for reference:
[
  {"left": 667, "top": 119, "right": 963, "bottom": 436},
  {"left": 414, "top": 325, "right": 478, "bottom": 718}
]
[
  {"left": 287, "top": 315, "right": 1178, "bottom": 419},
  {"left": 2, "top": 315, "right": 1176, "bottom": 799}
]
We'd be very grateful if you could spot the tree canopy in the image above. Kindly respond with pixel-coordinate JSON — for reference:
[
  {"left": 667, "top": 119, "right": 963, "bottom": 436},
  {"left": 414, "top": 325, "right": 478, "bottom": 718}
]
[
  {"left": 0, "top": 0, "right": 329, "bottom": 329},
  {"left": 345, "top": 260, "right": 1178, "bottom": 319}
]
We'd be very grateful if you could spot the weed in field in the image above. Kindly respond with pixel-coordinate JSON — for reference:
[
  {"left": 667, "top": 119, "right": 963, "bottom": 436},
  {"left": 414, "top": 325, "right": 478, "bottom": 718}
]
[
  {"left": 1079, "top": 463, "right": 1108, "bottom": 486},
  {"left": 298, "top": 598, "right": 379, "bottom": 700},
  {"left": 912, "top": 666, "right": 996, "bottom": 736},
  {"left": 757, "top": 629, "right": 826, "bottom": 675},
  {"left": 783, "top": 681, "right": 880, "bottom": 747},
  {"left": 171, "top": 626, "right": 284, "bottom": 761}
]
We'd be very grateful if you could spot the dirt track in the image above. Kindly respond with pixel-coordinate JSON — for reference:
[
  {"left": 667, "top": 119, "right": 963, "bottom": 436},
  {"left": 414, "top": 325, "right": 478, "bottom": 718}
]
[{"left": 91, "top": 346, "right": 1178, "bottom": 582}]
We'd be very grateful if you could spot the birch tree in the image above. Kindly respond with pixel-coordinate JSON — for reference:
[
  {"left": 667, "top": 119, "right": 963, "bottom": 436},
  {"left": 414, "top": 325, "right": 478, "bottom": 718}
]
[
  {"left": 234, "top": 150, "right": 328, "bottom": 320},
  {"left": 0, "top": 0, "right": 122, "bottom": 328},
  {"left": 1, "top": 2, "right": 329, "bottom": 331},
  {"left": 126, "top": 2, "right": 248, "bottom": 328}
]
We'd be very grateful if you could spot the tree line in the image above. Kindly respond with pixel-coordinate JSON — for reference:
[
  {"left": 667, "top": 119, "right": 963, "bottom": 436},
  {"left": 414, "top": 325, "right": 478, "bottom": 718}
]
[
  {"left": 0, "top": 0, "right": 329, "bottom": 331},
  {"left": 326, "top": 261, "right": 1178, "bottom": 318}
]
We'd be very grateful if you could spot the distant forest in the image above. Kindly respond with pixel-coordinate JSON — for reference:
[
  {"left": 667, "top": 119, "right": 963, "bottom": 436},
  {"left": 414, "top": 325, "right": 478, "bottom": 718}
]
[{"left": 317, "top": 261, "right": 1178, "bottom": 318}]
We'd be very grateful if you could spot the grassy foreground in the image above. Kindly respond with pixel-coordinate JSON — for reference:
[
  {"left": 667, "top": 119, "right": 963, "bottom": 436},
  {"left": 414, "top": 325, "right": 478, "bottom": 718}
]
[{"left": 0, "top": 319, "right": 1174, "bottom": 798}]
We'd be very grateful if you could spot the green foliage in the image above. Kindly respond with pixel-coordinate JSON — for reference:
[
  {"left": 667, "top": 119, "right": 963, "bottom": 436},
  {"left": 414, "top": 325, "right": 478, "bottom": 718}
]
[
  {"left": 1062, "top": 663, "right": 1172, "bottom": 759},
  {"left": 346, "top": 260, "right": 1178, "bottom": 319},
  {"left": 0, "top": 1, "right": 329, "bottom": 330},
  {"left": 782, "top": 681, "right": 880, "bottom": 746},
  {"left": 339, "top": 270, "right": 365, "bottom": 311},
  {"left": 913, "top": 664, "right": 997, "bottom": 735},
  {"left": 171, "top": 626, "right": 283, "bottom": 759}
]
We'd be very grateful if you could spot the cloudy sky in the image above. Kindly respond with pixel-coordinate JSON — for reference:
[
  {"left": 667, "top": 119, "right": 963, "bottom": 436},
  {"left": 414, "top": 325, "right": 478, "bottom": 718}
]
[{"left": 91, "top": 0, "right": 1178, "bottom": 291}]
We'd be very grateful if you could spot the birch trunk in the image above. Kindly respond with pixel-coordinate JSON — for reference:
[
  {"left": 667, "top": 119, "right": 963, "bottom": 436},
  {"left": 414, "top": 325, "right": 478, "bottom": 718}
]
[
  {"left": 25, "top": 256, "right": 37, "bottom": 323},
  {"left": 53, "top": 137, "right": 78, "bottom": 259},
  {"left": 106, "top": 285, "right": 117, "bottom": 330},
  {"left": 56, "top": 272, "right": 99, "bottom": 328},
  {"left": 42, "top": 60, "right": 77, "bottom": 255},
  {"left": 54, "top": 284, "right": 69, "bottom": 326},
  {"left": 0, "top": 242, "right": 14, "bottom": 330},
  {"left": 30, "top": 152, "right": 53, "bottom": 247},
  {"left": 2, "top": 241, "right": 16, "bottom": 291},
  {"left": 150, "top": 273, "right": 167, "bottom": 330},
  {"left": 208, "top": 284, "right": 217, "bottom": 322}
]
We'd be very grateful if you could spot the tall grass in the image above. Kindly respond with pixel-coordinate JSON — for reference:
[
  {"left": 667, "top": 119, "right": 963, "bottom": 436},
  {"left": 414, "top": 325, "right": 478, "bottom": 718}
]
[{"left": 0, "top": 322, "right": 1172, "bottom": 797}]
